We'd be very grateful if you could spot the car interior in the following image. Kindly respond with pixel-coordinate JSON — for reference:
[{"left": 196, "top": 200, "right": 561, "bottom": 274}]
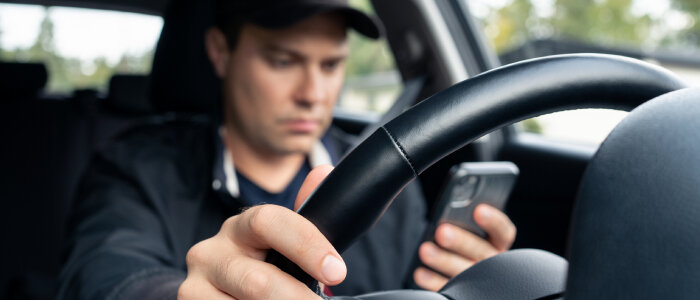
[{"left": 1, "top": 0, "right": 699, "bottom": 299}]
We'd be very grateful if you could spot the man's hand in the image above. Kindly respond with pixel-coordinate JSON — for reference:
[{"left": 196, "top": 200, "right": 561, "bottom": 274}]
[
  {"left": 413, "top": 204, "right": 516, "bottom": 291},
  {"left": 178, "top": 165, "right": 342, "bottom": 300}
]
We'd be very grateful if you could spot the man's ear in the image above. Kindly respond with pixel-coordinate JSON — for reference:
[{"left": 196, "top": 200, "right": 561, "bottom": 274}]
[{"left": 204, "top": 27, "right": 230, "bottom": 78}]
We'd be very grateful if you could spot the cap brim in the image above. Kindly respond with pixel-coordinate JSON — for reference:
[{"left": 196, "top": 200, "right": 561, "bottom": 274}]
[{"left": 248, "top": 5, "right": 384, "bottom": 39}]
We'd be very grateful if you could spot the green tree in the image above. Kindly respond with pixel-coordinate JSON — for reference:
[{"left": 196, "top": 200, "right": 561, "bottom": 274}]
[
  {"left": 477, "top": 0, "right": 660, "bottom": 54},
  {"left": 1, "top": 6, "right": 160, "bottom": 93},
  {"left": 17, "top": 8, "right": 73, "bottom": 93},
  {"left": 666, "top": 0, "right": 700, "bottom": 48},
  {"left": 345, "top": 32, "right": 396, "bottom": 78},
  {"left": 488, "top": 0, "right": 535, "bottom": 53},
  {"left": 550, "top": 0, "right": 653, "bottom": 47},
  {"left": 344, "top": 0, "right": 396, "bottom": 78},
  {"left": 0, "top": 27, "right": 8, "bottom": 59},
  {"left": 115, "top": 48, "right": 155, "bottom": 74}
]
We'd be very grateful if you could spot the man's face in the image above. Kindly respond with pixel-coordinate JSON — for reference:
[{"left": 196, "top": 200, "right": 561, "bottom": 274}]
[{"left": 217, "top": 13, "right": 348, "bottom": 155}]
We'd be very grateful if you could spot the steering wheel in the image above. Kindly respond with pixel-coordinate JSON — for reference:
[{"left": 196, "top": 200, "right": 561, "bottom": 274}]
[{"left": 266, "top": 54, "right": 688, "bottom": 299}]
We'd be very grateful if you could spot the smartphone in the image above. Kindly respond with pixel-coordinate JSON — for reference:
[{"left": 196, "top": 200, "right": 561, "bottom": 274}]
[
  {"left": 404, "top": 161, "right": 520, "bottom": 286},
  {"left": 429, "top": 161, "right": 519, "bottom": 239}
]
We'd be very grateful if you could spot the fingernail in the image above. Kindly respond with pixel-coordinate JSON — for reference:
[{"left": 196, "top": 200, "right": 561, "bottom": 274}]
[
  {"left": 424, "top": 243, "right": 438, "bottom": 258},
  {"left": 321, "top": 255, "right": 346, "bottom": 283},
  {"left": 442, "top": 225, "right": 455, "bottom": 243},
  {"left": 479, "top": 205, "right": 493, "bottom": 219},
  {"left": 417, "top": 269, "right": 432, "bottom": 282}
]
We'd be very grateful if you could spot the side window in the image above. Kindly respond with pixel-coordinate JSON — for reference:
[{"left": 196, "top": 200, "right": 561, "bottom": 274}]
[
  {"left": 339, "top": 0, "right": 403, "bottom": 118},
  {"left": 465, "top": 0, "right": 700, "bottom": 145},
  {"left": 0, "top": 3, "right": 163, "bottom": 94}
]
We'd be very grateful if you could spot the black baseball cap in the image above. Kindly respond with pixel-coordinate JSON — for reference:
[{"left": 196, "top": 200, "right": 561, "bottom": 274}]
[{"left": 216, "top": 0, "right": 384, "bottom": 39}]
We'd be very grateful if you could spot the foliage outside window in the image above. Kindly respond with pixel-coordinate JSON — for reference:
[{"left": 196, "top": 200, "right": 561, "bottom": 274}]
[
  {"left": 0, "top": 2, "right": 400, "bottom": 116},
  {"left": 470, "top": 0, "right": 699, "bottom": 56},
  {"left": 466, "top": 0, "right": 700, "bottom": 144},
  {"left": 338, "top": 0, "right": 402, "bottom": 116},
  {"left": 0, "top": 4, "right": 162, "bottom": 94}
]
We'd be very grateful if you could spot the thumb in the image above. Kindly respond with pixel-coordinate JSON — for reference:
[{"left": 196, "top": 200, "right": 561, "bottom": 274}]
[{"left": 295, "top": 164, "right": 334, "bottom": 211}]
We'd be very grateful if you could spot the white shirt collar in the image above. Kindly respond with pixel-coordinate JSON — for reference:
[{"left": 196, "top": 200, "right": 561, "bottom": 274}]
[{"left": 218, "top": 127, "right": 332, "bottom": 198}]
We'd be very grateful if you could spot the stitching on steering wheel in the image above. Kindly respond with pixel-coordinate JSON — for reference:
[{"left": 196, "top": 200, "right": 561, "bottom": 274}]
[{"left": 381, "top": 126, "right": 418, "bottom": 176}]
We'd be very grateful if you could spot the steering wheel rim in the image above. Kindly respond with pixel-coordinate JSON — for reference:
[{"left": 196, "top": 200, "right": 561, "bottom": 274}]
[{"left": 266, "top": 53, "right": 687, "bottom": 298}]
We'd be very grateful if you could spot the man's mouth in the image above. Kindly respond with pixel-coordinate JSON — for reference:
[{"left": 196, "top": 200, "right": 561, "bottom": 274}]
[{"left": 284, "top": 119, "right": 320, "bottom": 133}]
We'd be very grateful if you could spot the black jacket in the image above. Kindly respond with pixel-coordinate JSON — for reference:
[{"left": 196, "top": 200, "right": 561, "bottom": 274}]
[{"left": 57, "top": 116, "right": 428, "bottom": 299}]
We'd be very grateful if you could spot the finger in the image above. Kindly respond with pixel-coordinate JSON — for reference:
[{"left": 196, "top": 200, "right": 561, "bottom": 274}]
[
  {"left": 413, "top": 266, "right": 449, "bottom": 292},
  {"left": 178, "top": 276, "right": 235, "bottom": 300},
  {"left": 474, "top": 204, "right": 517, "bottom": 251},
  {"left": 229, "top": 205, "right": 347, "bottom": 286},
  {"left": 418, "top": 242, "right": 474, "bottom": 278},
  {"left": 435, "top": 223, "right": 498, "bottom": 262},
  {"left": 209, "top": 256, "right": 321, "bottom": 300},
  {"left": 295, "top": 165, "right": 334, "bottom": 211}
]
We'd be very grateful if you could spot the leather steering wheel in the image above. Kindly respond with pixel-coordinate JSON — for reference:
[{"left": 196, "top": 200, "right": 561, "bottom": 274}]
[{"left": 266, "top": 54, "right": 686, "bottom": 299}]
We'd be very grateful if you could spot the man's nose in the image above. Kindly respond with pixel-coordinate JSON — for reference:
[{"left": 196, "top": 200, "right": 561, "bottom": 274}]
[{"left": 294, "top": 67, "right": 326, "bottom": 105}]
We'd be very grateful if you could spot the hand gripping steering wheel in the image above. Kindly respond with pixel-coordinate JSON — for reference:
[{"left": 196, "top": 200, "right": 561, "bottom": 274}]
[{"left": 266, "top": 54, "right": 687, "bottom": 299}]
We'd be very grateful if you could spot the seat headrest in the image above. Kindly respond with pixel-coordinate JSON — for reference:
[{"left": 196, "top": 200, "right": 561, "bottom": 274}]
[
  {"left": 0, "top": 62, "right": 48, "bottom": 99},
  {"left": 149, "top": 0, "right": 221, "bottom": 117},
  {"left": 107, "top": 74, "right": 152, "bottom": 114}
]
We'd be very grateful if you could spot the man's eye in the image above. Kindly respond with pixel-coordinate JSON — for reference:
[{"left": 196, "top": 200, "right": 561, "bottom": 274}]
[
  {"left": 270, "top": 58, "right": 293, "bottom": 68},
  {"left": 322, "top": 60, "right": 341, "bottom": 72}
]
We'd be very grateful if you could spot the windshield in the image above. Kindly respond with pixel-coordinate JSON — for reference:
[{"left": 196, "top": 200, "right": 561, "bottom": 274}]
[
  {"left": 466, "top": 0, "right": 700, "bottom": 144},
  {"left": 467, "top": 0, "right": 700, "bottom": 85}
]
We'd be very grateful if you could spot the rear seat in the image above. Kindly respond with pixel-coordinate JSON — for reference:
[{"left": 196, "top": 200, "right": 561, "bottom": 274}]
[
  {"left": 91, "top": 74, "right": 153, "bottom": 151},
  {"left": 0, "top": 63, "right": 153, "bottom": 299},
  {"left": 0, "top": 62, "right": 91, "bottom": 299},
  {"left": 0, "top": 62, "right": 48, "bottom": 100},
  {"left": 1, "top": 0, "right": 218, "bottom": 297}
]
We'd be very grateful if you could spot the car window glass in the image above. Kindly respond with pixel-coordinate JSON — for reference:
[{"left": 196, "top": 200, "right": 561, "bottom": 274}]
[
  {"left": 465, "top": 0, "right": 700, "bottom": 144},
  {"left": 338, "top": 0, "right": 403, "bottom": 118},
  {"left": 0, "top": 3, "right": 163, "bottom": 94}
]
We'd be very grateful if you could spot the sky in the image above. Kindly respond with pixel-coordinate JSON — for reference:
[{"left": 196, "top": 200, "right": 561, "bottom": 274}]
[{"left": 0, "top": 3, "right": 163, "bottom": 64}]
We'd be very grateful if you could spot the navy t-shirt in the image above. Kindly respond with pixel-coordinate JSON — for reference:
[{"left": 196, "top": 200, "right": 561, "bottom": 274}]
[{"left": 235, "top": 161, "right": 312, "bottom": 209}]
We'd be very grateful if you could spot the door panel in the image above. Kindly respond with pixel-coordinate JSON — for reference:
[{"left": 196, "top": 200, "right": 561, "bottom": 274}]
[{"left": 499, "top": 132, "right": 596, "bottom": 257}]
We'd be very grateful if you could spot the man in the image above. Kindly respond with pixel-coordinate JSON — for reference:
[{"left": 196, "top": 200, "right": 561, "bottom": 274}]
[{"left": 58, "top": 0, "right": 516, "bottom": 299}]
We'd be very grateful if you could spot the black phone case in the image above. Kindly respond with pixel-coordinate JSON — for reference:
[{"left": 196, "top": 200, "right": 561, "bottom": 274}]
[{"left": 404, "top": 162, "right": 518, "bottom": 287}]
